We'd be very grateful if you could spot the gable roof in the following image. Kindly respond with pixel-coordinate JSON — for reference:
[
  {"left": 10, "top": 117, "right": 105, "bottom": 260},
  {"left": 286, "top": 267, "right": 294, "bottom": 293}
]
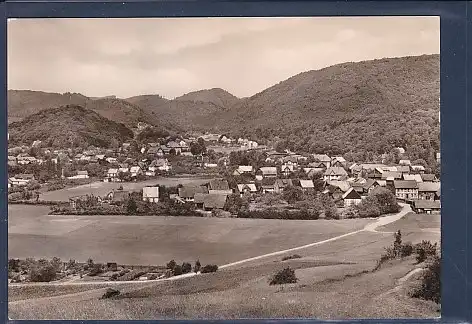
[
  {"left": 403, "top": 174, "right": 423, "bottom": 183},
  {"left": 394, "top": 180, "right": 418, "bottom": 189},
  {"left": 313, "top": 154, "right": 331, "bottom": 162},
  {"left": 208, "top": 179, "right": 230, "bottom": 191},
  {"left": 418, "top": 182, "right": 441, "bottom": 192},
  {"left": 258, "top": 167, "right": 277, "bottom": 175},
  {"left": 203, "top": 194, "right": 228, "bottom": 209},
  {"left": 381, "top": 171, "right": 402, "bottom": 180},
  {"left": 237, "top": 183, "right": 257, "bottom": 192},
  {"left": 411, "top": 165, "right": 426, "bottom": 171},
  {"left": 395, "top": 165, "right": 411, "bottom": 173},
  {"left": 413, "top": 200, "right": 440, "bottom": 209},
  {"left": 326, "top": 180, "right": 351, "bottom": 192},
  {"left": 342, "top": 187, "right": 362, "bottom": 200},
  {"left": 299, "top": 179, "right": 315, "bottom": 188},
  {"left": 421, "top": 174, "right": 437, "bottom": 182},
  {"left": 324, "top": 167, "right": 348, "bottom": 176},
  {"left": 179, "top": 186, "right": 209, "bottom": 198}
]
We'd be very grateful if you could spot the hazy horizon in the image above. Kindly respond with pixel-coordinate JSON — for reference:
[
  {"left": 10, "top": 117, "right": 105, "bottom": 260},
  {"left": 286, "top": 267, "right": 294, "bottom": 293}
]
[{"left": 8, "top": 17, "right": 440, "bottom": 99}]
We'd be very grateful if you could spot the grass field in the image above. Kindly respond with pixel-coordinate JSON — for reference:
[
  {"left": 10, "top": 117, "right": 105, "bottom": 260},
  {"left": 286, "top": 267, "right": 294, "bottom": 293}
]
[
  {"left": 8, "top": 205, "right": 441, "bottom": 319},
  {"left": 9, "top": 204, "right": 371, "bottom": 265},
  {"left": 38, "top": 176, "right": 214, "bottom": 202}
]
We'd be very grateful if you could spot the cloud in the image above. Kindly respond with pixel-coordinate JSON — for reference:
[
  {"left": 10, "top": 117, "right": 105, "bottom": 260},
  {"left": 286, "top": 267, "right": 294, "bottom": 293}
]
[{"left": 7, "top": 17, "right": 439, "bottom": 98}]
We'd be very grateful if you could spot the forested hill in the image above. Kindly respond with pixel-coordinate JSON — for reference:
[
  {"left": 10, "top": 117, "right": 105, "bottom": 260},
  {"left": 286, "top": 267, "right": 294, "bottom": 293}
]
[
  {"left": 8, "top": 105, "right": 134, "bottom": 148},
  {"left": 211, "top": 54, "right": 440, "bottom": 164}
]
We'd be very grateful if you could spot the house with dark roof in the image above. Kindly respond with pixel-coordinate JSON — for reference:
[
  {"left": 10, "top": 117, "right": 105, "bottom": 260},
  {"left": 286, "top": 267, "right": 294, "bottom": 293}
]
[
  {"left": 421, "top": 174, "right": 439, "bottom": 182},
  {"left": 106, "top": 190, "right": 130, "bottom": 204},
  {"left": 411, "top": 200, "right": 440, "bottom": 214},
  {"left": 202, "top": 194, "right": 228, "bottom": 211},
  {"left": 208, "top": 179, "right": 232, "bottom": 195},
  {"left": 342, "top": 188, "right": 363, "bottom": 207},
  {"left": 381, "top": 171, "right": 402, "bottom": 181},
  {"left": 313, "top": 154, "right": 331, "bottom": 167},
  {"left": 178, "top": 186, "right": 209, "bottom": 202},
  {"left": 418, "top": 182, "right": 441, "bottom": 201},
  {"left": 393, "top": 180, "right": 419, "bottom": 200}
]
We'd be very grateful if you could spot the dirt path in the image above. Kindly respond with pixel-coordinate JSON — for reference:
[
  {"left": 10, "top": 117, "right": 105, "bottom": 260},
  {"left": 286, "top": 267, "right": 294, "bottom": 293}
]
[{"left": 9, "top": 204, "right": 411, "bottom": 288}]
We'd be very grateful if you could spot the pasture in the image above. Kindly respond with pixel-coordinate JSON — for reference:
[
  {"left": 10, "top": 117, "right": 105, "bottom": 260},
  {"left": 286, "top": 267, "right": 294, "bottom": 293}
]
[
  {"left": 38, "top": 176, "right": 214, "bottom": 202},
  {"left": 9, "top": 204, "right": 371, "bottom": 266}
]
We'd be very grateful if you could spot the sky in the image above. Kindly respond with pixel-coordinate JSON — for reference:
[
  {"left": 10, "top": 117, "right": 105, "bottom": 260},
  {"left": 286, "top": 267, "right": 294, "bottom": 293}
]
[{"left": 7, "top": 17, "right": 439, "bottom": 99}]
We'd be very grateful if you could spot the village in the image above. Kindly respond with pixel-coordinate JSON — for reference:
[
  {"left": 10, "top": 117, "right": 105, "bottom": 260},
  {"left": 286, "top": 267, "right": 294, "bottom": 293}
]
[{"left": 7, "top": 131, "right": 441, "bottom": 218}]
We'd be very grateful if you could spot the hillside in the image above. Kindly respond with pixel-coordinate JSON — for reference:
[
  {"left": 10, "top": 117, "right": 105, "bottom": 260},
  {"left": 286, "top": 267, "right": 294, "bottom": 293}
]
[
  {"left": 8, "top": 105, "right": 134, "bottom": 148},
  {"left": 7, "top": 90, "right": 89, "bottom": 120},
  {"left": 212, "top": 55, "right": 440, "bottom": 163},
  {"left": 7, "top": 90, "right": 171, "bottom": 130},
  {"left": 126, "top": 88, "right": 239, "bottom": 131},
  {"left": 174, "top": 88, "right": 239, "bottom": 108}
]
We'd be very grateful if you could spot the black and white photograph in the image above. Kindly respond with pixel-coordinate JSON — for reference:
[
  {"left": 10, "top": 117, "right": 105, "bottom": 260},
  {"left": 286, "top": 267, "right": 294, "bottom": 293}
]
[{"left": 7, "top": 17, "right": 440, "bottom": 319}]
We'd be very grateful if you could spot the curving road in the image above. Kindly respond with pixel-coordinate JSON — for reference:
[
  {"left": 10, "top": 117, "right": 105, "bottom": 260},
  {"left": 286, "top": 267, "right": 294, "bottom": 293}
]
[{"left": 9, "top": 204, "right": 411, "bottom": 288}]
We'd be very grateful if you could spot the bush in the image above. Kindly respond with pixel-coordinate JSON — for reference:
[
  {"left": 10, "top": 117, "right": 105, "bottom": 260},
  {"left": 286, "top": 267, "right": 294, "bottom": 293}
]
[
  {"left": 193, "top": 260, "right": 201, "bottom": 273},
  {"left": 411, "top": 255, "right": 440, "bottom": 304},
  {"left": 173, "top": 265, "right": 183, "bottom": 276},
  {"left": 181, "top": 262, "right": 192, "bottom": 274},
  {"left": 101, "top": 288, "right": 120, "bottom": 299},
  {"left": 269, "top": 267, "right": 298, "bottom": 285},
  {"left": 415, "top": 241, "right": 438, "bottom": 263},
  {"left": 201, "top": 264, "right": 218, "bottom": 273},
  {"left": 29, "top": 264, "right": 57, "bottom": 282},
  {"left": 166, "top": 260, "right": 176, "bottom": 270},
  {"left": 282, "top": 254, "right": 302, "bottom": 261},
  {"left": 148, "top": 274, "right": 157, "bottom": 280},
  {"left": 88, "top": 263, "right": 103, "bottom": 276},
  {"left": 401, "top": 242, "right": 414, "bottom": 257}
]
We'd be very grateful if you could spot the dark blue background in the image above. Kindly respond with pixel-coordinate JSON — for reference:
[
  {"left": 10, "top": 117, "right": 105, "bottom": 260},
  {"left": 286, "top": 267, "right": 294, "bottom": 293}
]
[{"left": 0, "top": 1, "right": 470, "bottom": 323}]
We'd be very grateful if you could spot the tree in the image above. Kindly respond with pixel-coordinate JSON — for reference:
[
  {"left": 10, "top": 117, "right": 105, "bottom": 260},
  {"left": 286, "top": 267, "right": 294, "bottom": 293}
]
[
  {"left": 282, "top": 185, "right": 304, "bottom": 204},
  {"left": 269, "top": 267, "right": 298, "bottom": 285},
  {"left": 173, "top": 264, "right": 183, "bottom": 276},
  {"left": 224, "top": 194, "right": 244, "bottom": 214},
  {"left": 126, "top": 198, "right": 138, "bottom": 215},
  {"left": 166, "top": 260, "right": 176, "bottom": 270},
  {"left": 193, "top": 260, "right": 201, "bottom": 273},
  {"left": 181, "top": 262, "right": 192, "bottom": 274}
]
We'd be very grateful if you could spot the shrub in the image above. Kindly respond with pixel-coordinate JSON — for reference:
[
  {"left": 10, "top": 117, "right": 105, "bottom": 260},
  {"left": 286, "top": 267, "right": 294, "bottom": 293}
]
[
  {"left": 29, "top": 264, "right": 57, "bottom": 282},
  {"left": 88, "top": 263, "right": 103, "bottom": 276},
  {"left": 181, "top": 262, "right": 192, "bottom": 274},
  {"left": 201, "top": 264, "right": 218, "bottom": 273},
  {"left": 401, "top": 242, "right": 414, "bottom": 257},
  {"left": 173, "top": 265, "right": 183, "bottom": 276},
  {"left": 282, "top": 254, "right": 302, "bottom": 261},
  {"left": 269, "top": 267, "right": 298, "bottom": 285},
  {"left": 415, "top": 241, "right": 438, "bottom": 263},
  {"left": 101, "top": 288, "right": 120, "bottom": 299},
  {"left": 166, "top": 260, "right": 176, "bottom": 270},
  {"left": 411, "top": 255, "right": 441, "bottom": 304},
  {"left": 148, "top": 274, "right": 157, "bottom": 280},
  {"left": 193, "top": 260, "right": 201, "bottom": 273}
]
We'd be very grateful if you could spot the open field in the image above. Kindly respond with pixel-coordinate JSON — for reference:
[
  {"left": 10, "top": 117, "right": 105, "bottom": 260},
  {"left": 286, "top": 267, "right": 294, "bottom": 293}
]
[
  {"left": 8, "top": 205, "right": 440, "bottom": 319},
  {"left": 8, "top": 204, "right": 372, "bottom": 265},
  {"left": 38, "top": 176, "right": 215, "bottom": 202}
]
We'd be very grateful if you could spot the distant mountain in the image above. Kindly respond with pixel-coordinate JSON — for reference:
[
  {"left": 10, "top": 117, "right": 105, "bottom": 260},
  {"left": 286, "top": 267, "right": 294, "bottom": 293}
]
[
  {"left": 125, "top": 88, "right": 239, "bottom": 131},
  {"left": 8, "top": 105, "right": 134, "bottom": 148},
  {"left": 8, "top": 90, "right": 88, "bottom": 120},
  {"left": 174, "top": 88, "right": 239, "bottom": 109},
  {"left": 7, "top": 90, "right": 171, "bottom": 130},
  {"left": 210, "top": 54, "right": 440, "bottom": 162}
]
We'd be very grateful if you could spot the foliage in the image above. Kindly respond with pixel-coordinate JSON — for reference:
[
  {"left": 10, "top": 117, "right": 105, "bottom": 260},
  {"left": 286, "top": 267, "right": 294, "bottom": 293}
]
[
  {"left": 88, "top": 263, "right": 104, "bottom": 276},
  {"left": 411, "top": 255, "right": 441, "bottom": 304},
  {"left": 8, "top": 105, "right": 134, "bottom": 148},
  {"left": 190, "top": 138, "right": 207, "bottom": 156},
  {"left": 181, "top": 262, "right": 192, "bottom": 274},
  {"left": 415, "top": 240, "right": 438, "bottom": 263},
  {"left": 269, "top": 267, "right": 298, "bottom": 285},
  {"left": 126, "top": 198, "right": 138, "bottom": 215},
  {"left": 166, "top": 260, "right": 176, "bottom": 270},
  {"left": 201, "top": 264, "right": 218, "bottom": 273},
  {"left": 282, "top": 185, "right": 304, "bottom": 204},
  {"left": 193, "top": 260, "right": 201, "bottom": 273},
  {"left": 356, "top": 187, "right": 400, "bottom": 218},
  {"left": 29, "top": 261, "right": 57, "bottom": 282},
  {"left": 172, "top": 265, "right": 183, "bottom": 276},
  {"left": 101, "top": 288, "right": 120, "bottom": 299}
]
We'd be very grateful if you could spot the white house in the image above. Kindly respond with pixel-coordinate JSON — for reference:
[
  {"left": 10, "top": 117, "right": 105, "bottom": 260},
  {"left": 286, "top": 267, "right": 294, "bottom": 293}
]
[
  {"left": 106, "top": 168, "right": 119, "bottom": 182},
  {"left": 67, "top": 170, "right": 89, "bottom": 180},
  {"left": 143, "top": 186, "right": 159, "bottom": 203},
  {"left": 323, "top": 167, "right": 348, "bottom": 181},
  {"left": 9, "top": 174, "right": 34, "bottom": 186},
  {"left": 130, "top": 166, "right": 142, "bottom": 178},
  {"left": 342, "top": 188, "right": 363, "bottom": 207}
]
